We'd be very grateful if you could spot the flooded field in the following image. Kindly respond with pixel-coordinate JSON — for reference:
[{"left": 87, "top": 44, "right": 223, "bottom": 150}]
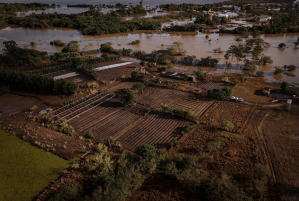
[
  {"left": 16, "top": 6, "right": 89, "bottom": 17},
  {"left": 0, "top": 129, "right": 71, "bottom": 201},
  {"left": 0, "top": 26, "right": 298, "bottom": 84}
]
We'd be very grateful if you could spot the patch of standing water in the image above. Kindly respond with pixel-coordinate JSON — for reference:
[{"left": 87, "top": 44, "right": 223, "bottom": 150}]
[
  {"left": 0, "top": 129, "right": 72, "bottom": 201},
  {"left": 0, "top": 26, "right": 298, "bottom": 84}
]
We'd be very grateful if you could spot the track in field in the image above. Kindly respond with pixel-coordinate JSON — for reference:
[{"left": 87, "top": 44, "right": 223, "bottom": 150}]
[
  {"left": 118, "top": 112, "right": 191, "bottom": 152},
  {"left": 197, "top": 81, "right": 234, "bottom": 91},
  {"left": 136, "top": 86, "right": 215, "bottom": 116}
]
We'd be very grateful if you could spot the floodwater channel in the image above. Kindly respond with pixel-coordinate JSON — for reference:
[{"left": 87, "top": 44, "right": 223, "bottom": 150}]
[
  {"left": 0, "top": 26, "right": 298, "bottom": 84},
  {"left": 0, "top": 129, "right": 72, "bottom": 201}
]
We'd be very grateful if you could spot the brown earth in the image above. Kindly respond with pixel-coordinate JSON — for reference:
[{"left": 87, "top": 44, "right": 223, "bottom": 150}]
[
  {"left": 261, "top": 105, "right": 299, "bottom": 201},
  {"left": 233, "top": 79, "right": 281, "bottom": 104}
]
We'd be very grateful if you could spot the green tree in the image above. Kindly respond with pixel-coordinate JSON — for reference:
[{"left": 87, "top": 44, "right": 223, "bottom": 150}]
[
  {"left": 133, "top": 82, "right": 145, "bottom": 90},
  {"left": 294, "top": 41, "right": 299, "bottom": 48},
  {"left": 84, "top": 131, "right": 93, "bottom": 138},
  {"left": 134, "top": 144, "right": 156, "bottom": 159},
  {"left": 259, "top": 55, "right": 273, "bottom": 65},
  {"left": 280, "top": 81, "right": 289, "bottom": 91},
  {"left": 221, "top": 120, "right": 234, "bottom": 131},
  {"left": 120, "top": 88, "right": 135, "bottom": 105},
  {"left": 278, "top": 43, "right": 286, "bottom": 48}
]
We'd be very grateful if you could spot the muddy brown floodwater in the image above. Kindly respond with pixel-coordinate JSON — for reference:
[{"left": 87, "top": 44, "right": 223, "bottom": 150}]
[{"left": 0, "top": 26, "right": 298, "bottom": 84}]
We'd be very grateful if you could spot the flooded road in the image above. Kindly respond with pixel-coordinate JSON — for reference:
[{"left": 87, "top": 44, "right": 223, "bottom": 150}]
[{"left": 0, "top": 26, "right": 298, "bottom": 84}]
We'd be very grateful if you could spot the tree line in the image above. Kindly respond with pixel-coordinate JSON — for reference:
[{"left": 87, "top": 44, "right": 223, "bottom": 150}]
[
  {"left": 5, "top": 7, "right": 161, "bottom": 35},
  {"left": 0, "top": 68, "right": 79, "bottom": 95}
]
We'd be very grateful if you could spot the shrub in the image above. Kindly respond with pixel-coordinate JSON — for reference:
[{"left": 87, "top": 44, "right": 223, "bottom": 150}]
[
  {"left": 181, "top": 123, "right": 194, "bottom": 135},
  {"left": 208, "top": 87, "right": 233, "bottom": 99},
  {"left": 196, "top": 67, "right": 203, "bottom": 78},
  {"left": 255, "top": 164, "right": 271, "bottom": 180},
  {"left": 49, "top": 183, "right": 80, "bottom": 201},
  {"left": 87, "top": 81, "right": 99, "bottom": 89},
  {"left": 104, "top": 136, "right": 115, "bottom": 147},
  {"left": 140, "top": 61, "right": 145, "bottom": 66},
  {"left": 135, "top": 144, "right": 157, "bottom": 159},
  {"left": 274, "top": 68, "right": 283, "bottom": 74},
  {"left": 280, "top": 81, "right": 289, "bottom": 91},
  {"left": 174, "top": 154, "right": 198, "bottom": 170},
  {"left": 120, "top": 88, "right": 135, "bottom": 105},
  {"left": 169, "top": 138, "right": 180, "bottom": 147},
  {"left": 232, "top": 79, "right": 239, "bottom": 85},
  {"left": 278, "top": 43, "right": 286, "bottom": 48},
  {"left": 287, "top": 65, "right": 296, "bottom": 71},
  {"left": 221, "top": 120, "right": 234, "bottom": 131},
  {"left": 131, "top": 71, "right": 145, "bottom": 79},
  {"left": 85, "top": 131, "right": 93, "bottom": 139},
  {"left": 256, "top": 71, "right": 264, "bottom": 77},
  {"left": 223, "top": 77, "right": 229, "bottom": 82},
  {"left": 133, "top": 82, "right": 145, "bottom": 91},
  {"left": 30, "top": 41, "right": 36, "bottom": 46}
]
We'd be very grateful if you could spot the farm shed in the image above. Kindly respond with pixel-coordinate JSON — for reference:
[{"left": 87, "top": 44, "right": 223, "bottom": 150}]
[{"left": 262, "top": 87, "right": 271, "bottom": 96}]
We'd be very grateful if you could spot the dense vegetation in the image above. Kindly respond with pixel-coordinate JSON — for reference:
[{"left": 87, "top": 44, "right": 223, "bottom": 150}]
[
  {"left": 49, "top": 142, "right": 271, "bottom": 200},
  {"left": 0, "top": 3, "right": 53, "bottom": 12},
  {"left": 0, "top": 40, "right": 49, "bottom": 67},
  {"left": 208, "top": 87, "right": 233, "bottom": 99},
  {"left": 0, "top": 68, "right": 79, "bottom": 95},
  {"left": 5, "top": 6, "right": 161, "bottom": 35}
]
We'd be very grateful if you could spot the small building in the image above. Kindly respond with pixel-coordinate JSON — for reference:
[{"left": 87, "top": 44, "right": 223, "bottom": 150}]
[
  {"left": 258, "top": 15, "right": 272, "bottom": 22},
  {"left": 262, "top": 87, "right": 271, "bottom": 96},
  {"left": 219, "top": 14, "right": 229, "bottom": 18},
  {"left": 234, "top": 6, "right": 241, "bottom": 11}
]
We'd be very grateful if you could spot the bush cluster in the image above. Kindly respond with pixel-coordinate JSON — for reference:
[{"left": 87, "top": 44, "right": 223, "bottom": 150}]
[
  {"left": 0, "top": 68, "right": 79, "bottom": 95},
  {"left": 181, "top": 123, "right": 194, "bottom": 135},
  {"left": 208, "top": 87, "right": 233, "bottom": 99}
]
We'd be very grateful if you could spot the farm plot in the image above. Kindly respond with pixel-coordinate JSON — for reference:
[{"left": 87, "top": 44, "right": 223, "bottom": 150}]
[
  {"left": 52, "top": 92, "right": 116, "bottom": 122},
  {"left": 197, "top": 81, "right": 234, "bottom": 91},
  {"left": 233, "top": 79, "right": 280, "bottom": 104},
  {"left": 46, "top": 69, "right": 88, "bottom": 83},
  {"left": 136, "top": 86, "right": 215, "bottom": 116},
  {"left": 118, "top": 112, "right": 191, "bottom": 152},
  {"left": 95, "top": 63, "right": 139, "bottom": 81}
]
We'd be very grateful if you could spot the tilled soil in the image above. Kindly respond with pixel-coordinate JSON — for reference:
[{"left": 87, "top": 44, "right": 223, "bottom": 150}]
[{"left": 262, "top": 105, "right": 299, "bottom": 201}]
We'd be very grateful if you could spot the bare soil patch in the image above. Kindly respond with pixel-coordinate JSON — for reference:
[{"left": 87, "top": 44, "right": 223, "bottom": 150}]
[
  {"left": 233, "top": 79, "right": 281, "bottom": 104},
  {"left": 136, "top": 86, "right": 215, "bottom": 116},
  {"left": 262, "top": 106, "right": 299, "bottom": 200},
  {"left": 118, "top": 111, "right": 191, "bottom": 152},
  {"left": 0, "top": 94, "right": 44, "bottom": 116}
]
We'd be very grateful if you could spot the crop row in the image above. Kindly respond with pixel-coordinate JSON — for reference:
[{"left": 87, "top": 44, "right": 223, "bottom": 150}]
[
  {"left": 118, "top": 113, "right": 190, "bottom": 152},
  {"left": 91, "top": 110, "right": 143, "bottom": 142},
  {"left": 60, "top": 94, "right": 114, "bottom": 122},
  {"left": 71, "top": 106, "right": 121, "bottom": 134},
  {"left": 52, "top": 92, "right": 104, "bottom": 117}
]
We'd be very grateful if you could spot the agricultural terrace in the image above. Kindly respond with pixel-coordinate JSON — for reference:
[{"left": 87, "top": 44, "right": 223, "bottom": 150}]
[
  {"left": 136, "top": 86, "right": 215, "bottom": 116},
  {"left": 50, "top": 84, "right": 197, "bottom": 151},
  {"left": 91, "top": 61, "right": 139, "bottom": 82}
]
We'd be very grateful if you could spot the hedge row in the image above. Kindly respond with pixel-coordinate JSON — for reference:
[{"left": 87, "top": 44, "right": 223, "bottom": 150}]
[{"left": 0, "top": 68, "right": 79, "bottom": 95}]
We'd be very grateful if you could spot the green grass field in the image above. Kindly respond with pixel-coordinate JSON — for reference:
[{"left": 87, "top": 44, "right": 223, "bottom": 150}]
[{"left": 0, "top": 129, "right": 71, "bottom": 201}]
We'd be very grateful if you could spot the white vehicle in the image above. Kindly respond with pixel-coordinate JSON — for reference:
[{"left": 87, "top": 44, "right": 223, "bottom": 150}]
[
  {"left": 230, "top": 96, "right": 236, "bottom": 100},
  {"left": 237, "top": 98, "right": 243, "bottom": 102}
]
